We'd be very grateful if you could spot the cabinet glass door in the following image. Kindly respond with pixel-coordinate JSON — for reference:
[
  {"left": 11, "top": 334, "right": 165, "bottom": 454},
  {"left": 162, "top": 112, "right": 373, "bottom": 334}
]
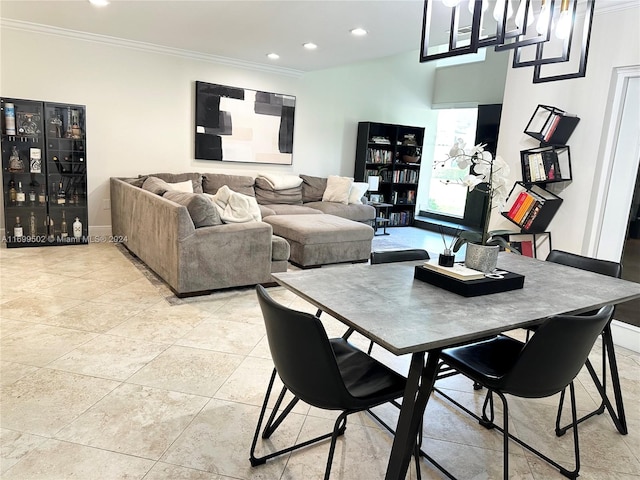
[{"left": 44, "top": 103, "right": 87, "bottom": 243}]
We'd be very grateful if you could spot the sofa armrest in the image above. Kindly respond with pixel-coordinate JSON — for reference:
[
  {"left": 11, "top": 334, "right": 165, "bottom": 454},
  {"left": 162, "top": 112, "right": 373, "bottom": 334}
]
[{"left": 176, "top": 221, "right": 274, "bottom": 293}]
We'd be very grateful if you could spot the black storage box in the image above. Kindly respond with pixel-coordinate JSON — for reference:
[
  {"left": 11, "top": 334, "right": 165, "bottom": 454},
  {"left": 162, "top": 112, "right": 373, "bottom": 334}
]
[{"left": 414, "top": 265, "right": 525, "bottom": 297}]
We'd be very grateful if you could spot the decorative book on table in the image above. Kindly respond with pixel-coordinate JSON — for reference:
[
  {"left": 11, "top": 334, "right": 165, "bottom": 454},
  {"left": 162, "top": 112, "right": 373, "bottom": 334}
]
[{"left": 421, "top": 260, "right": 485, "bottom": 281}]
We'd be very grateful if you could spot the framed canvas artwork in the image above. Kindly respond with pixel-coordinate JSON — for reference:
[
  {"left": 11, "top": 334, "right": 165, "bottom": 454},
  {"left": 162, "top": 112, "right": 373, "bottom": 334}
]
[{"left": 195, "top": 81, "right": 295, "bottom": 165}]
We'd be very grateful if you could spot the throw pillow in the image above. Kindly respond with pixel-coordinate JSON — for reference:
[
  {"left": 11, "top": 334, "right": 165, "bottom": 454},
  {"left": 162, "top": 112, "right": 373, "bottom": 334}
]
[
  {"left": 142, "top": 176, "right": 173, "bottom": 196},
  {"left": 348, "top": 182, "right": 369, "bottom": 205},
  {"left": 167, "top": 180, "right": 194, "bottom": 193},
  {"left": 202, "top": 173, "right": 256, "bottom": 197},
  {"left": 138, "top": 172, "right": 203, "bottom": 193},
  {"left": 300, "top": 174, "right": 327, "bottom": 203},
  {"left": 163, "top": 191, "right": 222, "bottom": 228},
  {"left": 322, "top": 175, "right": 353, "bottom": 204},
  {"left": 254, "top": 177, "right": 303, "bottom": 205}
]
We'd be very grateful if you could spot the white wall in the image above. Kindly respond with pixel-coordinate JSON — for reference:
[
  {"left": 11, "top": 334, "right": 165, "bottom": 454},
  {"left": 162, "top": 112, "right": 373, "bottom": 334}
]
[
  {"left": 432, "top": 48, "right": 509, "bottom": 108},
  {"left": 493, "top": 4, "right": 640, "bottom": 255},
  {"left": 0, "top": 26, "right": 438, "bottom": 234}
]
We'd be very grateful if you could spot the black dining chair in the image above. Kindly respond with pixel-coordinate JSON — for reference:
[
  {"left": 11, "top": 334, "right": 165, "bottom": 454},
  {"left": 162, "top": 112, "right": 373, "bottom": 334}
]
[
  {"left": 250, "top": 285, "right": 420, "bottom": 480},
  {"left": 370, "top": 248, "right": 430, "bottom": 264},
  {"left": 543, "top": 250, "right": 626, "bottom": 436},
  {"left": 438, "top": 305, "right": 614, "bottom": 479}
]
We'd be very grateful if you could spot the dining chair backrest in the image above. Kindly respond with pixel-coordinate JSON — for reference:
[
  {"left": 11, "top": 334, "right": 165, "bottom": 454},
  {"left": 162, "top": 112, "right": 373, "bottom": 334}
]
[
  {"left": 546, "top": 249, "right": 622, "bottom": 278},
  {"left": 255, "top": 285, "right": 353, "bottom": 410},
  {"left": 502, "top": 305, "right": 614, "bottom": 398},
  {"left": 546, "top": 250, "right": 621, "bottom": 316},
  {"left": 370, "top": 249, "right": 430, "bottom": 264}
]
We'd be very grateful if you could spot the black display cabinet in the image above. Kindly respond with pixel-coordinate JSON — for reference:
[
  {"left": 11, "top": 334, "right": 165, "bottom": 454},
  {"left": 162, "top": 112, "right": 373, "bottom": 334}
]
[{"left": 2, "top": 97, "right": 88, "bottom": 248}]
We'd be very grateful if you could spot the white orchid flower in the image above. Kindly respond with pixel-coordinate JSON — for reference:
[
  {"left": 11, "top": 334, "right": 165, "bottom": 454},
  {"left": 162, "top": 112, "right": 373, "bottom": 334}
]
[
  {"left": 474, "top": 162, "right": 491, "bottom": 175},
  {"left": 461, "top": 174, "right": 484, "bottom": 191}
]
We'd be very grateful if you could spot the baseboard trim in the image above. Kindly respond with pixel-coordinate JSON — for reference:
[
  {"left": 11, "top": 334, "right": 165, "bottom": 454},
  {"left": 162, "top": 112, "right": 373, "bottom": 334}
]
[{"left": 611, "top": 319, "right": 640, "bottom": 353}]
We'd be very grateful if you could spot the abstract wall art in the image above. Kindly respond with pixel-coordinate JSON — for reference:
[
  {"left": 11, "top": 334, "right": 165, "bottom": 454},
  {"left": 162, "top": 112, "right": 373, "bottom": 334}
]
[{"left": 195, "top": 81, "right": 295, "bottom": 165}]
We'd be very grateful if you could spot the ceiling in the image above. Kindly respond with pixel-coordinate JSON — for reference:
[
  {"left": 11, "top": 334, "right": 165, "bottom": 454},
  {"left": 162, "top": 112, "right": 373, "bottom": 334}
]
[{"left": 0, "top": 0, "right": 430, "bottom": 73}]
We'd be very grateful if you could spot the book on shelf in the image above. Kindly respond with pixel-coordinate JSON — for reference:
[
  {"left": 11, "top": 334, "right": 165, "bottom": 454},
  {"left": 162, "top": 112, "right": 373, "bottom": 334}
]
[
  {"left": 513, "top": 193, "right": 535, "bottom": 224},
  {"left": 422, "top": 260, "right": 486, "bottom": 281},
  {"left": 367, "top": 148, "right": 392, "bottom": 164},
  {"left": 506, "top": 191, "right": 527, "bottom": 218},
  {"left": 522, "top": 202, "right": 543, "bottom": 230}
]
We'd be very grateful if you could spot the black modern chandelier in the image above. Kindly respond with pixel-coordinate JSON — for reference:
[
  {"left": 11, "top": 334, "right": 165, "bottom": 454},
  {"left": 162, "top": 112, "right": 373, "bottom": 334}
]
[{"left": 420, "top": 0, "right": 595, "bottom": 83}]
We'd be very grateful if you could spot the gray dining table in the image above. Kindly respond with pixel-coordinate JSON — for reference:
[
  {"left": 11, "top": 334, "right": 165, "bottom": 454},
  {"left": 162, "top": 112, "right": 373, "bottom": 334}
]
[{"left": 272, "top": 252, "right": 640, "bottom": 480}]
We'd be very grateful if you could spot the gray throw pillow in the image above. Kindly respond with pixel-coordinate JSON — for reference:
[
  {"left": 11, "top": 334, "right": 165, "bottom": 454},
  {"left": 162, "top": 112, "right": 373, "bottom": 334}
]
[
  {"left": 163, "top": 191, "right": 222, "bottom": 228},
  {"left": 300, "top": 174, "right": 327, "bottom": 203},
  {"left": 142, "top": 176, "right": 173, "bottom": 196},
  {"left": 138, "top": 172, "right": 203, "bottom": 193},
  {"left": 254, "top": 177, "right": 303, "bottom": 205},
  {"left": 202, "top": 173, "right": 256, "bottom": 197}
]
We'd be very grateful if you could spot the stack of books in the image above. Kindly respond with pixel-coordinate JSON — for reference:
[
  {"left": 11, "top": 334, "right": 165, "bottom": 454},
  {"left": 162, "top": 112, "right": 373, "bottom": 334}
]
[{"left": 421, "top": 260, "right": 485, "bottom": 281}]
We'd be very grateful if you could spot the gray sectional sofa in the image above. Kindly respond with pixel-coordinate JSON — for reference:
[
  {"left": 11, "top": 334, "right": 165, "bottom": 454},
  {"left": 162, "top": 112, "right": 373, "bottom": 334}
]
[{"left": 110, "top": 172, "right": 375, "bottom": 296}]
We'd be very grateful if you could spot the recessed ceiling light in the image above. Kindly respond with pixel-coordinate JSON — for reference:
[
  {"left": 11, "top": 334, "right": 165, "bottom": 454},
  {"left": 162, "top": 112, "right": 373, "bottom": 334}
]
[
  {"left": 267, "top": 53, "right": 280, "bottom": 60},
  {"left": 88, "top": 0, "right": 109, "bottom": 6},
  {"left": 303, "top": 42, "right": 318, "bottom": 50},
  {"left": 350, "top": 28, "right": 368, "bottom": 36}
]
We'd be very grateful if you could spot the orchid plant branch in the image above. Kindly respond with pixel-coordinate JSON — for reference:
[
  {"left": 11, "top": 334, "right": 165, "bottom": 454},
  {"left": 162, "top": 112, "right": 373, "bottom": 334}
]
[{"left": 433, "top": 139, "right": 517, "bottom": 251}]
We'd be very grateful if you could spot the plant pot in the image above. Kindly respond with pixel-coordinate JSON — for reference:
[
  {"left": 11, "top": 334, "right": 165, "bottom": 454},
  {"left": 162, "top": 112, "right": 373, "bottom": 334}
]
[{"left": 464, "top": 243, "right": 499, "bottom": 273}]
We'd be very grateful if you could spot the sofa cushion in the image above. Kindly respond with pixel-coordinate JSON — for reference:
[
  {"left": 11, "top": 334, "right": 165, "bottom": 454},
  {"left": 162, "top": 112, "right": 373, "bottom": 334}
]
[
  {"left": 322, "top": 175, "right": 353, "bottom": 204},
  {"left": 300, "top": 174, "right": 327, "bottom": 203},
  {"left": 348, "top": 182, "right": 369, "bottom": 205},
  {"left": 271, "top": 235, "right": 290, "bottom": 262},
  {"left": 202, "top": 173, "right": 255, "bottom": 197},
  {"left": 137, "top": 172, "right": 203, "bottom": 193},
  {"left": 259, "top": 205, "right": 277, "bottom": 218},
  {"left": 264, "top": 214, "right": 373, "bottom": 245},
  {"left": 304, "top": 201, "right": 376, "bottom": 222},
  {"left": 261, "top": 204, "right": 324, "bottom": 216},
  {"left": 254, "top": 177, "right": 303, "bottom": 205},
  {"left": 257, "top": 173, "right": 303, "bottom": 190},
  {"left": 163, "top": 191, "right": 222, "bottom": 228}
]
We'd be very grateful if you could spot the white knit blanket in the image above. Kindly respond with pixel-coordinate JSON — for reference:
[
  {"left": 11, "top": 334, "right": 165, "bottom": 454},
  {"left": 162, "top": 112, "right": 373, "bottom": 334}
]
[
  {"left": 205, "top": 186, "right": 262, "bottom": 223},
  {"left": 257, "top": 173, "right": 303, "bottom": 190}
]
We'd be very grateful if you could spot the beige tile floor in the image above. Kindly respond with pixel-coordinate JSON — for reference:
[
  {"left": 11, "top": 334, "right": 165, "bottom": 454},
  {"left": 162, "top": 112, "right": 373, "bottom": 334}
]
[{"left": 1, "top": 234, "right": 639, "bottom": 479}]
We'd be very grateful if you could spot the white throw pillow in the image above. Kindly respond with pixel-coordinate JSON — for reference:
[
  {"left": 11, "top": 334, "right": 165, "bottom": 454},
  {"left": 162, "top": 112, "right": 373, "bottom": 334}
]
[
  {"left": 348, "top": 182, "right": 369, "bottom": 205},
  {"left": 322, "top": 175, "right": 353, "bottom": 204},
  {"left": 168, "top": 180, "right": 194, "bottom": 193}
]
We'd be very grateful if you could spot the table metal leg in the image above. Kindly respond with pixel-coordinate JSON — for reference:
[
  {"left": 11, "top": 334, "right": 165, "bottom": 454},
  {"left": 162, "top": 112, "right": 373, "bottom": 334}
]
[{"left": 385, "top": 349, "right": 442, "bottom": 480}]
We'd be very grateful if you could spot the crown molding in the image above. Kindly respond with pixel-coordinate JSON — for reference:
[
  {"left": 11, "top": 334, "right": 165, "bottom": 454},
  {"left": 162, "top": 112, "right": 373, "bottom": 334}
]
[
  {"left": 595, "top": 0, "right": 640, "bottom": 14},
  {"left": 1, "top": 19, "right": 305, "bottom": 78}
]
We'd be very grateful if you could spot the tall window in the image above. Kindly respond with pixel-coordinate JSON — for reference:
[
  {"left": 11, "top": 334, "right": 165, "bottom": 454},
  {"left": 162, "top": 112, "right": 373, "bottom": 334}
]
[{"left": 425, "top": 108, "right": 478, "bottom": 218}]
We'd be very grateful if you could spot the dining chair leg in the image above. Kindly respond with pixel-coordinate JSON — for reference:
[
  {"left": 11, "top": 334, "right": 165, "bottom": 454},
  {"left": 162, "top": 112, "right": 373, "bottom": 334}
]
[
  {"left": 480, "top": 390, "right": 496, "bottom": 429},
  {"left": 498, "top": 392, "right": 509, "bottom": 480},
  {"left": 324, "top": 412, "right": 348, "bottom": 480},
  {"left": 555, "top": 325, "right": 628, "bottom": 436}
]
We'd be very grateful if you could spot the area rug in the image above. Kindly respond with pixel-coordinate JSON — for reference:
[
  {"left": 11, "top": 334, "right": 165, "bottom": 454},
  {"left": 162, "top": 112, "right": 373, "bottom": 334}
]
[
  {"left": 114, "top": 243, "right": 185, "bottom": 306},
  {"left": 116, "top": 233, "right": 418, "bottom": 305}
]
